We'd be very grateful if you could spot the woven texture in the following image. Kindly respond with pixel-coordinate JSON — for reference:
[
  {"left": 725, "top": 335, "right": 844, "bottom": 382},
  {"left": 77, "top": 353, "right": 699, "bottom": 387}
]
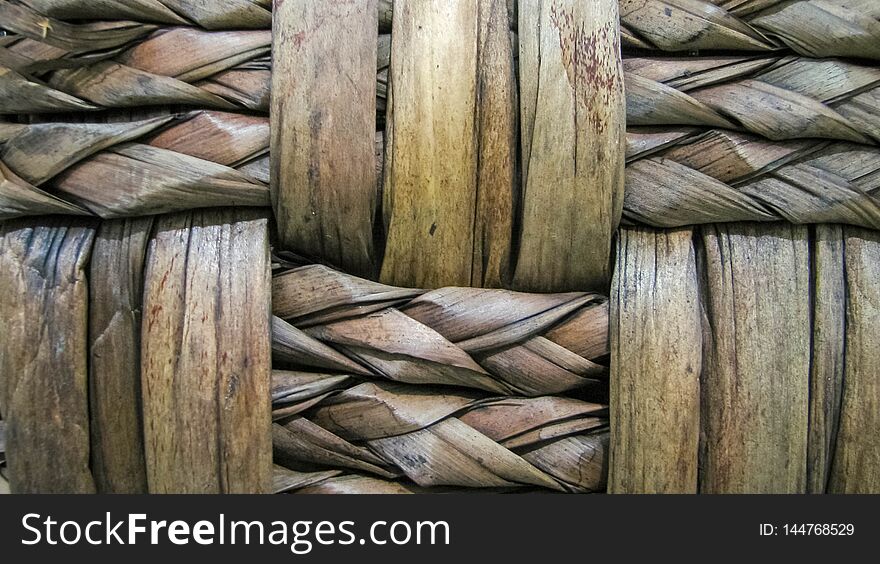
[
  {"left": 611, "top": 224, "right": 880, "bottom": 493},
  {"left": 270, "top": 264, "right": 610, "bottom": 493},
  {"left": 1, "top": 0, "right": 879, "bottom": 495},
  {"left": 619, "top": 0, "right": 880, "bottom": 59}
]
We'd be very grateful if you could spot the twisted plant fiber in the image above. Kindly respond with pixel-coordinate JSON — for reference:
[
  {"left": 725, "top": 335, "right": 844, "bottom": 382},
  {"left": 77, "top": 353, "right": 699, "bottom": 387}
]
[
  {"left": 271, "top": 264, "right": 610, "bottom": 398},
  {"left": 271, "top": 373, "right": 609, "bottom": 494},
  {"left": 0, "top": 0, "right": 389, "bottom": 115},
  {"left": 4, "top": 8, "right": 875, "bottom": 160},
  {"left": 0, "top": 3, "right": 270, "bottom": 114},
  {"left": 624, "top": 126, "right": 880, "bottom": 229},
  {"left": 269, "top": 263, "right": 610, "bottom": 492},
  {"left": 626, "top": 55, "right": 880, "bottom": 144},
  {"left": 3, "top": 109, "right": 879, "bottom": 230},
  {"left": 619, "top": 0, "right": 880, "bottom": 60},
  {"left": 2, "top": 0, "right": 272, "bottom": 30},
  {"left": 0, "top": 110, "right": 269, "bottom": 218}
]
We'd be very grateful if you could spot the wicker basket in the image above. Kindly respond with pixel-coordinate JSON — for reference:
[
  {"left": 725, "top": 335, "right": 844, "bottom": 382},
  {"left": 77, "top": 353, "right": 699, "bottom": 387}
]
[{"left": 0, "top": 0, "right": 877, "bottom": 494}]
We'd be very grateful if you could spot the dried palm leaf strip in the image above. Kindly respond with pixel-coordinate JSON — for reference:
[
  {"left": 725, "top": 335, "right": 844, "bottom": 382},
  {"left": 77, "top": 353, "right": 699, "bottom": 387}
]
[
  {"left": 618, "top": 0, "right": 880, "bottom": 60},
  {"left": 272, "top": 375, "right": 609, "bottom": 492},
  {"left": 698, "top": 223, "right": 810, "bottom": 493},
  {"left": 0, "top": 110, "right": 270, "bottom": 218},
  {"left": 624, "top": 127, "right": 880, "bottom": 230},
  {"left": 626, "top": 55, "right": 880, "bottom": 144},
  {"left": 514, "top": 0, "right": 625, "bottom": 292},
  {"left": 807, "top": 224, "right": 845, "bottom": 494},
  {"left": 609, "top": 227, "right": 700, "bottom": 493},
  {"left": 141, "top": 208, "right": 272, "bottom": 493},
  {"left": 827, "top": 227, "right": 880, "bottom": 493},
  {"left": 16, "top": 0, "right": 272, "bottom": 30},
  {"left": 89, "top": 217, "right": 152, "bottom": 493},
  {"left": 0, "top": 26, "right": 270, "bottom": 113},
  {"left": 271, "top": 0, "right": 378, "bottom": 279},
  {"left": 0, "top": 28, "right": 393, "bottom": 116},
  {"left": 273, "top": 265, "right": 610, "bottom": 397},
  {"left": 5, "top": 115, "right": 880, "bottom": 235},
  {"left": 0, "top": 217, "right": 97, "bottom": 493},
  {"left": 380, "top": 0, "right": 517, "bottom": 288}
]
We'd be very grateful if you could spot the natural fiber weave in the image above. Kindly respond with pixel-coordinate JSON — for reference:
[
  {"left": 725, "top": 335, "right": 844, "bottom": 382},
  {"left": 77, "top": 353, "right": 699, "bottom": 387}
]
[
  {"left": 4, "top": 0, "right": 272, "bottom": 30},
  {"left": 624, "top": 127, "right": 880, "bottom": 229},
  {"left": 0, "top": 111, "right": 269, "bottom": 218},
  {"left": 610, "top": 223, "right": 880, "bottom": 493},
  {"left": 1, "top": 23, "right": 271, "bottom": 114},
  {"left": 5, "top": 113, "right": 876, "bottom": 232},
  {"left": 272, "top": 375, "right": 609, "bottom": 493},
  {"left": 619, "top": 0, "right": 880, "bottom": 59},
  {"left": 270, "top": 263, "right": 609, "bottom": 493},
  {"left": 626, "top": 55, "right": 880, "bottom": 144},
  {"left": 272, "top": 264, "right": 609, "bottom": 398},
  {"left": 1, "top": 0, "right": 879, "bottom": 497}
]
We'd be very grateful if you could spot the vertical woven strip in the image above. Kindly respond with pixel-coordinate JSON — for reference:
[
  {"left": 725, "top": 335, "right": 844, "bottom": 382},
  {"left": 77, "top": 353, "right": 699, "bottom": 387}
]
[
  {"left": 89, "top": 217, "right": 153, "bottom": 493},
  {"left": 141, "top": 208, "right": 272, "bottom": 493},
  {"left": 609, "top": 227, "right": 700, "bottom": 493},
  {"left": 0, "top": 217, "right": 97, "bottom": 493}
]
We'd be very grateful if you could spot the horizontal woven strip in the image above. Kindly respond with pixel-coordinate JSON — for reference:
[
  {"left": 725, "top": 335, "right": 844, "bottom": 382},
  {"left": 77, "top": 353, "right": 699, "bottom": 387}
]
[
  {"left": 619, "top": 0, "right": 880, "bottom": 59},
  {"left": 271, "top": 372, "right": 609, "bottom": 493},
  {"left": 625, "top": 127, "right": 880, "bottom": 229},
  {"left": 272, "top": 264, "right": 610, "bottom": 398},
  {"left": 626, "top": 55, "right": 880, "bottom": 144},
  {"left": 9, "top": 0, "right": 877, "bottom": 58},
  {"left": 0, "top": 25, "right": 392, "bottom": 115},
  {"left": 0, "top": 25, "right": 271, "bottom": 113},
  {"left": 3, "top": 111, "right": 878, "bottom": 230},
  {"left": 0, "top": 111, "right": 270, "bottom": 218},
  {"left": 5, "top": 0, "right": 272, "bottom": 30},
  {"left": 8, "top": 26, "right": 876, "bottom": 148}
]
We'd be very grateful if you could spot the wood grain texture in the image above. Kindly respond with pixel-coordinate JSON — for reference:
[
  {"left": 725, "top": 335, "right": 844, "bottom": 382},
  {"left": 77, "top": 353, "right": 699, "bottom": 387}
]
[
  {"left": 807, "top": 224, "right": 845, "bottom": 494},
  {"left": 0, "top": 217, "right": 97, "bottom": 493},
  {"left": 380, "top": 0, "right": 480, "bottom": 288},
  {"left": 89, "top": 217, "right": 152, "bottom": 493},
  {"left": 514, "top": 0, "right": 625, "bottom": 292},
  {"left": 609, "top": 227, "right": 700, "bottom": 493},
  {"left": 698, "top": 223, "right": 810, "bottom": 493},
  {"left": 828, "top": 227, "right": 880, "bottom": 493},
  {"left": 271, "top": 0, "right": 378, "bottom": 278},
  {"left": 141, "top": 209, "right": 272, "bottom": 493}
]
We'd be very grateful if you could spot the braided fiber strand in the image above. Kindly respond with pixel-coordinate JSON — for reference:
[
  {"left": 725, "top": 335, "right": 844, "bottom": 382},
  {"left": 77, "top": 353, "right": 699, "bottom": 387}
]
[
  {"left": 619, "top": 0, "right": 880, "bottom": 60},
  {"left": 3, "top": 113, "right": 880, "bottom": 231},
  {"left": 0, "top": 110, "right": 269, "bottom": 218},
  {"left": 626, "top": 55, "right": 880, "bottom": 144},
  {"left": 272, "top": 265, "right": 610, "bottom": 398},
  {"left": 10, "top": 0, "right": 272, "bottom": 30},
  {"left": 271, "top": 373, "right": 609, "bottom": 493},
  {"left": 624, "top": 127, "right": 880, "bottom": 229}
]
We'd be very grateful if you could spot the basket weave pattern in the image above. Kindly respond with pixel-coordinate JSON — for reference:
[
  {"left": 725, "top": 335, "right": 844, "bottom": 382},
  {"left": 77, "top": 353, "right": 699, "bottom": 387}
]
[{"left": 0, "top": 0, "right": 878, "bottom": 494}]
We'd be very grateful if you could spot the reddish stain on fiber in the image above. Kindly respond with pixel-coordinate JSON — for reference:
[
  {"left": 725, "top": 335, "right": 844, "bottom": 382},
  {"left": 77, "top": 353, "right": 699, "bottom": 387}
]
[
  {"left": 147, "top": 304, "right": 163, "bottom": 331},
  {"left": 549, "top": 5, "right": 622, "bottom": 133}
]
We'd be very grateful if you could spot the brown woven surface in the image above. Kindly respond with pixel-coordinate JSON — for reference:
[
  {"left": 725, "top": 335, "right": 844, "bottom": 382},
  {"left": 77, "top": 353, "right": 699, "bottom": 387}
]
[
  {"left": 1, "top": 0, "right": 878, "bottom": 496},
  {"left": 272, "top": 375, "right": 609, "bottom": 493},
  {"left": 626, "top": 55, "right": 880, "bottom": 144},
  {"left": 4, "top": 0, "right": 272, "bottom": 30},
  {"left": 625, "top": 127, "right": 880, "bottom": 229},
  {"left": 272, "top": 264, "right": 609, "bottom": 398},
  {"left": 1, "top": 111, "right": 269, "bottom": 218},
  {"left": 270, "top": 263, "right": 610, "bottom": 493},
  {"left": 611, "top": 223, "right": 880, "bottom": 493},
  {"left": 619, "top": 0, "right": 880, "bottom": 59},
  {"left": 4, "top": 112, "right": 877, "bottom": 232}
]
